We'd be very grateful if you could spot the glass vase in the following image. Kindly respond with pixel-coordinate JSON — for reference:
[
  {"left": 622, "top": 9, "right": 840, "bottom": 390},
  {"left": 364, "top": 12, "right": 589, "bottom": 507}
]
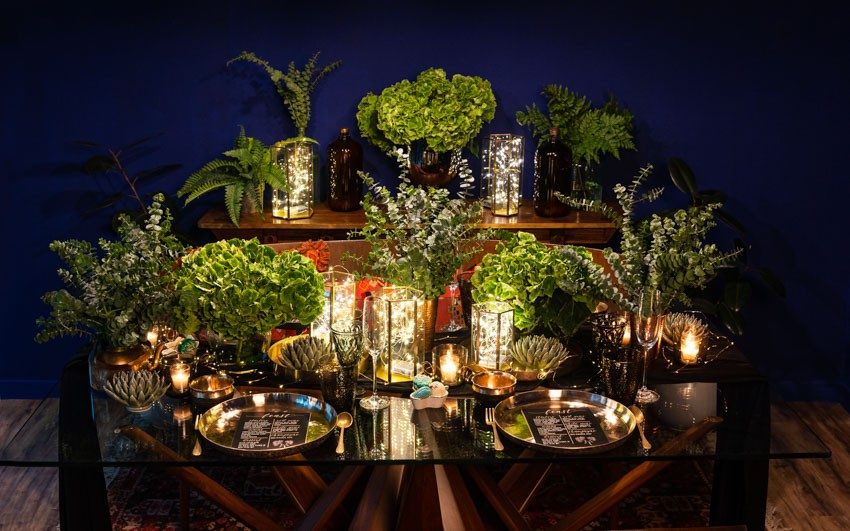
[
  {"left": 310, "top": 268, "right": 357, "bottom": 344},
  {"left": 481, "top": 134, "right": 523, "bottom": 216},
  {"left": 328, "top": 128, "right": 363, "bottom": 212},
  {"left": 533, "top": 128, "right": 572, "bottom": 217},
  {"left": 272, "top": 139, "right": 315, "bottom": 219}
]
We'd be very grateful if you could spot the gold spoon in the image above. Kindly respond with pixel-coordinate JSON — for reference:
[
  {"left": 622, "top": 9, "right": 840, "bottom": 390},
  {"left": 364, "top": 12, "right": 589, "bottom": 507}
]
[
  {"left": 335, "top": 412, "right": 353, "bottom": 455},
  {"left": 192, "top": 415, "right": 203, "bottom": 457},
  {"left": 629, "top": 405, "right": 652, "bottom": 451}
]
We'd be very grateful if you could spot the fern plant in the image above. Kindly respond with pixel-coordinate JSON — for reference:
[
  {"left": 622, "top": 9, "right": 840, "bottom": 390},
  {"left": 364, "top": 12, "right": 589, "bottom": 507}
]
[
  {"left": 177, "top": 128, "right": 286, "bottom": 227},
  {"left": 557, "top": 164, "right": 743, "bottom": 313},
  {"left": 229, "top": 51, "right": 341, "bottom": 138},
  {"left": 516, "top": 85, "right": 635, "bottom": 164}
]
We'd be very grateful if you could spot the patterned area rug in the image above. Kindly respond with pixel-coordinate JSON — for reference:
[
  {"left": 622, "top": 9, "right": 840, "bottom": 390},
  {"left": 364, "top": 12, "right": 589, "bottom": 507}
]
[{"left": 106, "top": 461, "right": 714, "bottom": 530}]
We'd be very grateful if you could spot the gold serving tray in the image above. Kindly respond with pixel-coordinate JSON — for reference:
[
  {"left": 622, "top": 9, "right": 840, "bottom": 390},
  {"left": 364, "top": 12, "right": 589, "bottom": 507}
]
[
  {"left": 198, "top": 392, "right": 337, "bottom": 458},
  {"left": 494, "top": 389, "right": 636, "bottom": 454}
]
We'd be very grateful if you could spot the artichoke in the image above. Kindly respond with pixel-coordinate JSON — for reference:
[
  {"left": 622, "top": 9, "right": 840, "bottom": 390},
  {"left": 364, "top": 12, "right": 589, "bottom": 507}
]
[
  {"left": 270, "top": 336, "right": 335, "bottom": 372},
  {"left": 662, "top": 313, "right": 709, "bottom": 346},
  {"left": 103, "top": 370, "right": 169, "bottom": 410},
  {"left": 511, "top": 335, "right": 569, "bottom": 372}
]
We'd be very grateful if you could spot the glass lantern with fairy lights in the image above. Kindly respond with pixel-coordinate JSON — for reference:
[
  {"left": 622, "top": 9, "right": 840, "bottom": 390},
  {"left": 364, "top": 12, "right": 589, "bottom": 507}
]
[
  {"left": 310, "top": 267, "right": 357, "bottom": 344},
  {"left": 370, "top": 286, "right": 423, "bottom": 384},
  {"left": 471, "top": 301, "right": 514, "bottom": 370},
  {"left": 481, "top": 133, "right": 524, "bottom": 216},
  {"left": 272, "top": 139, "right": 317, "bottom": 220}
]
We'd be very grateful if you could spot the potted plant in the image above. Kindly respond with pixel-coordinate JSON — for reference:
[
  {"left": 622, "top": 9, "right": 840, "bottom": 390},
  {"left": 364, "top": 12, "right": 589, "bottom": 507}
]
[
  {"left": 517, "top": 85, "right": 636, "bottom": 199},
  {"left": 174, "top": 238, "right": 325, "bottom": 368},
  {"left": 229, "top": 51, "right": 341, "bottom": 219},
  {"left": 177, "top": 127, "right": 286, "bottom": 227},
  {"left": 471, "top": 232, "right": 598, "bottom": 340},
  {"left": 35, "top": 194, "right": 185, "bottom": 389},
  {"left": 354, "top": 168, "right": 488, "bottom": 352},
  {"left": 356, "top": 68, "right": 497, "bottom": 186},
  {"left": 558, "top": 165, "right": 742, "bottom": 314}
]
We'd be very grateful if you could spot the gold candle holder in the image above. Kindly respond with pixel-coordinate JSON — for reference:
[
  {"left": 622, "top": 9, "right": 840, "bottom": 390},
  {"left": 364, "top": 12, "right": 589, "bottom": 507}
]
[{"left": 679, "top": 328, "right": 701, "bottom": 364}]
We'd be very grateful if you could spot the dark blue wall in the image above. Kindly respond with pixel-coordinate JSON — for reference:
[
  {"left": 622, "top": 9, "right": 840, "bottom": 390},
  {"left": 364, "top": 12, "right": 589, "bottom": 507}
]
[{"left": 2, "top": 1, "right": 848, "bottom": 400}]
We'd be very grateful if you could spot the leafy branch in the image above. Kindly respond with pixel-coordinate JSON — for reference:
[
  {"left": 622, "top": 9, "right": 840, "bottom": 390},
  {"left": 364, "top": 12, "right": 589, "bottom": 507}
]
[{"left": 229, "top": 51, "right": 341, "bottom": 137}]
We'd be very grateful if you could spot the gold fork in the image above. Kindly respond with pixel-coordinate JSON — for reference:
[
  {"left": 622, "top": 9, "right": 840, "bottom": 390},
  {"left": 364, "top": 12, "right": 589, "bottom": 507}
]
[{"left": 485, "top": 407, "right": 504, "bottom": 451}]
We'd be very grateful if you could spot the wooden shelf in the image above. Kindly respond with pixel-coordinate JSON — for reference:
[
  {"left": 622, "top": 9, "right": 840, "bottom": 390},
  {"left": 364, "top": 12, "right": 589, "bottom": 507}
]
[{"left": 197, "top": 200, "right": 617, "bottom": 245}]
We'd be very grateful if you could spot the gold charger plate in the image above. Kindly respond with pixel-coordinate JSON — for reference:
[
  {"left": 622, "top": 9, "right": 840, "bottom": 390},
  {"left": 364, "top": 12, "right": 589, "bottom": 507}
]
[
  {"left": 494, "top": 389, "right": 636, "bottom": 454},
  {"left": 198, "top": 392, "right": 337, "bottom": 458}
]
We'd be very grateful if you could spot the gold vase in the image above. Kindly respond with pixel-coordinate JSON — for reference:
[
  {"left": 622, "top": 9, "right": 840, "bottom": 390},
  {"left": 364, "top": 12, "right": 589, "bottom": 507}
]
[{"left": 418, "top": 298, "right": 438, "bottom": 362}]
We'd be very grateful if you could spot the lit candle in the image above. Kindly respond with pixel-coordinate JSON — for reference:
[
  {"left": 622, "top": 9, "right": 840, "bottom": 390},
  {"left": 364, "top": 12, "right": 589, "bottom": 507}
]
[
  {"left": 444, "top": 398, "right": 459, "bottom": 417},
  {"left": 621, "top": 319, "right": 631, "bottom": 347},
  {"left": 440, "top": 354, "right": 460, "bottom": 385},
  {"left": 170, "top": 362, "right": 191, "bottom": 394},
  {"left": 680, "top": 329, "right": 700, "bottom": 364},
  {"left": 146, "top": 328, "right": 159, "bottom": 346}
]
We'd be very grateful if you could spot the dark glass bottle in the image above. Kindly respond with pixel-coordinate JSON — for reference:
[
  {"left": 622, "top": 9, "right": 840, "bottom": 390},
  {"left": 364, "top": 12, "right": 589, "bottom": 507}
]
[
  {"left": 533, "top": 127, "right": 573, "bottom": 217},
  {"left": 328, "top": 128, "right": 363, "bottom": 212}
]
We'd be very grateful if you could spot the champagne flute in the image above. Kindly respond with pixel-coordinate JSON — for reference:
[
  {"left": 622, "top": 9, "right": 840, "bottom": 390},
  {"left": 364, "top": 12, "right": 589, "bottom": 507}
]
[
  {"left": 632, "top": 289, "right": 663, "bottom": 405},
  {"left": 360, "top": 295, "right": 390, "bottom": 411}
]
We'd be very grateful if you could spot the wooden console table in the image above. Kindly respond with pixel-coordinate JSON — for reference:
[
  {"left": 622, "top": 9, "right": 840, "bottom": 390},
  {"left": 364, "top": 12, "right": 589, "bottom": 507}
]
[{"left": 197, "top": 200, "right": 617, "bottom": 244}]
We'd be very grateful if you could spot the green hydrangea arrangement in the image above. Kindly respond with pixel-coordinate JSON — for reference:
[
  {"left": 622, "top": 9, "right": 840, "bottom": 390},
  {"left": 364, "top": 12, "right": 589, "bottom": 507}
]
[
  {"left": 471, "top": 232, "right": 597, "bottom": 338},
  {"left": 35, "top": 194, "right": 185, "bottom": 348},
  {"left": 175, "top": 238, "right": 324, "bottom": 347},
  {"left": 559, "top": 165, "right": 743, "bottom": 313},
  {"left": 356, "top": 68, "right": 496, "bottom": 153}
]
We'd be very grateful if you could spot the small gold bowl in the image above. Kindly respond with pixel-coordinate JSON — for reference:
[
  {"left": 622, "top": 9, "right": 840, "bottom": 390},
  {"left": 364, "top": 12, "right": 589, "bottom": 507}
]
[
  {"left": 189, "top": 374, "right": 235, "bottom": 403},
  {"left": 470, "top": 370, "right": 517, "bottom": 398}
]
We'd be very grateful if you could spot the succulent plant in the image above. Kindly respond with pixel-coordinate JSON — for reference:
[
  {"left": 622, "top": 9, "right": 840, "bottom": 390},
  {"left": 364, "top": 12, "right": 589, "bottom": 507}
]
[
  {"left": 662, "top": 312, "right": 709, "bottom": 346},
  {"left": 511, "top": 335, "right": 570, "bottom": 372},
  {"left": 271, "top": 336, "right": 335, "bottom": 372},
  {"left": 103, "top": 370, "right": 170, "bottom": 410}
]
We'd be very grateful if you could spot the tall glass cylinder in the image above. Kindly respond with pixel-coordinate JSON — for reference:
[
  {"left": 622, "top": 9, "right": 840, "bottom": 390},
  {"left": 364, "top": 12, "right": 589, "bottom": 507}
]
[
  {"left": 481, "top": 134, "right": 523, "bottom": 216},
  {"left": 272, "top": 139, "right": 315, "bottom": 219},
  {"left": 471, "top": 301, "right": 514, "bottom": 370},
  {"left": 372, "top": 286, "right": 422, "bottom": 383},
  {"left": 310, "top": 268, "right": 357, "bottom": 344}
]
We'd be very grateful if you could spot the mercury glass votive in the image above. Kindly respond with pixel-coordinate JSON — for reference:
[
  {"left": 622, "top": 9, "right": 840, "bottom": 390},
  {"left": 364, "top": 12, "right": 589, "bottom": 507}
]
[
  {"left": 272, "top": 139, "right": 315, "bottom": 219},
  {"left": 373, "top": 286, "right": 422, "bottom": 383},
  {"left": 311, "top": 268, "right": 357, "bottom": 344},
  {"left": 481, "top": 134, "right": 523, "bottom": 216},
  {"left": 471, "top": 301, "right": 514, "bottom": 370}
]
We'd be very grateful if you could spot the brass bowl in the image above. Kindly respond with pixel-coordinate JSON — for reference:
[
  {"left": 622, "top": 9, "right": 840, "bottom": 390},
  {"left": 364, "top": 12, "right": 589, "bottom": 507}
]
[
  {"left": 189, "top": 374, "right": 235, "bottom": 403},
  {"left": 470, "top": 370, "right": 517, "bottom": 398}
]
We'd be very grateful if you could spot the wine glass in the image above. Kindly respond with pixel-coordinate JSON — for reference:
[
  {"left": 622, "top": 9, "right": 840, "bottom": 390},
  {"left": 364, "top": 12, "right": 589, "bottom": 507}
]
[
  {"left": 359, "top": 295, "right": 390, "bottom": 411},
  {"left": 632, "top": 290, "right": 664, "bottom": 405},
  {"left": 439, "top": 279, "right": 465, "bottom": 332}
]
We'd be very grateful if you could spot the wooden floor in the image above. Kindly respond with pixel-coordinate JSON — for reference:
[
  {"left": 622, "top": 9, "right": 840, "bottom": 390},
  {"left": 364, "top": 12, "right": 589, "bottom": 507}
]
[{"left": 0, "top": 400, "right": 848, "bottom": 530}]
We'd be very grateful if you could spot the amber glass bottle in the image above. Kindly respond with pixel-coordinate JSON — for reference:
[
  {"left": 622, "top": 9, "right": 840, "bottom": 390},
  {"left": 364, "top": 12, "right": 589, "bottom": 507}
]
[
  {"left": 328, "top": 128, "right": 363, "bottom": 212},
  {"left": 533, "top": 127, "right": 573, "bottom": 217}
]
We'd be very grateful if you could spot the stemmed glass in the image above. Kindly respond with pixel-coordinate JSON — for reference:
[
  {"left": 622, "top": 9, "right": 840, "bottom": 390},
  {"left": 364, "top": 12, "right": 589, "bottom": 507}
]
[
  {"left": 360, "top": 295, "right": 390, "bottom": 411},
  {"left": 632, "top": 289, "right": 664, "bottom": 405}
]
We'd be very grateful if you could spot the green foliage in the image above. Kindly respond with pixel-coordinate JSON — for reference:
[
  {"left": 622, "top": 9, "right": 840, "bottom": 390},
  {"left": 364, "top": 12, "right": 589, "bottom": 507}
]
[
  {"left": 356, "top": 68, "right": 496, "bottom": 153},
  {"left": 174, "top": 238, "right": 324, "bottom": 342},
  {"left": 229, "top": 51, "right": 340, "bottom": 137},
  {"left": 35, "top": 195, "right": 185, "bottom": 348},
  {"left": 177, "top": 128, "right": 286, "bottom": 227},
  {"left": 559, "top": 165, "right": 743, "bottom": 313},
  {"left": 471, "top": 232, "right": 597, "bottom": 338},
  {"left": 354, "top": 169, "right": 487, "bottom": 299},
  {"left": 665, "top": 157, "right": 785, "bottom": 335},
  {"left": 516, "top": 85, "right": 635, "bottom": 164}
]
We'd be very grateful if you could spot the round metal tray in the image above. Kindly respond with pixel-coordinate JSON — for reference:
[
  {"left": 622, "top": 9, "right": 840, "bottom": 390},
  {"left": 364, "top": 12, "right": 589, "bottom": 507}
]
[
  {"left": 198, "top": 392, "right": 337, "bottom": 458},
  {"left": 494, "top": 389, "right": 636, "bottom": 454}
]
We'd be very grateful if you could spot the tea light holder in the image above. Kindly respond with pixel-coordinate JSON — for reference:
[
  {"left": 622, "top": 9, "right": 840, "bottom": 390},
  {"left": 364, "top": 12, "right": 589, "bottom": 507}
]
[
  {"left": 480, "top": 133, "right": 523, "bottom": 216},
  {"left": 272, "top": 139, "right": 315, "bottom": 219},
  {"left": 311, "top": 267, "right": 357, "bottom": 343},
  {"left": 431, "top": 344, "right": 468, "bottom": 387},
  {"left": 680, "top": 328, "right": 701, "bottom": 364},
  {"left": 471, "top": 301, "right": 514, "bottom": 370},
  {"left": 170, "top": 362, "right": 191, "bottom": 394},
  {"left": 373, "top": 286, "right": 423, "bottom": 383},
  {"left": 146, "top": 327, "right": 159, "bottom": 347}
]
